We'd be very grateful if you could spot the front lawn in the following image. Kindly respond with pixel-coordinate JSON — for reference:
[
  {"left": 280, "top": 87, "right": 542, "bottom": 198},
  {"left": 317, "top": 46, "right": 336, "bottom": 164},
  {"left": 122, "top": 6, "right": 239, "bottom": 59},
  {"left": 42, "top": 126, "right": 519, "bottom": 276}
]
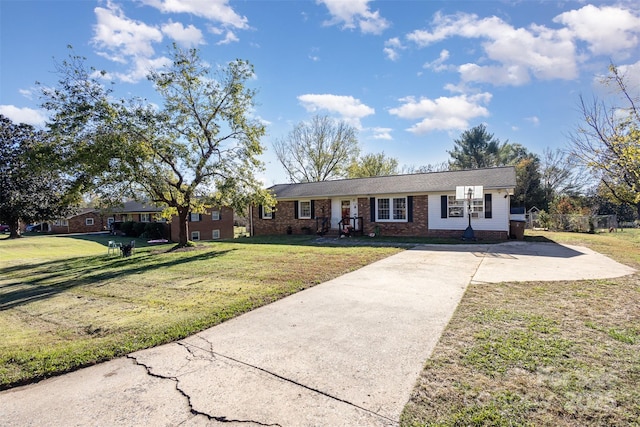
[
  {"left": 401, "top": 229, "right": 640, "bottom": 426},
  {"left": 0, "top": 234, "right": 402, "bottom": 389}
]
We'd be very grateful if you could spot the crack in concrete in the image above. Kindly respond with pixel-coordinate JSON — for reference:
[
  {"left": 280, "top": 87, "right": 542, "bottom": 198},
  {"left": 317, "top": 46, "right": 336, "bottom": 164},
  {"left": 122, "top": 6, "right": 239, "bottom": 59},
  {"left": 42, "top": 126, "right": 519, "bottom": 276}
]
[
  {"left": 126, "top": 354, "right": 282, "bottom": 426},
  {"left": 182, "top": 339, "right": 400, "bottom": 425}
]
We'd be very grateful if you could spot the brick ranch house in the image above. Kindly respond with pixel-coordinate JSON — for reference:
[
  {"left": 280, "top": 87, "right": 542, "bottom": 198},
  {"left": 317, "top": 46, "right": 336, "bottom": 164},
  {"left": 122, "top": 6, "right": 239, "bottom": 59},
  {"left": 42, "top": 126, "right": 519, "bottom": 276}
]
[
  {"left": 251, "top": 166, "right": 517, "bottom": 240},
  {"left": 49, "top": 201, "right": 234, "bottom": 242}
]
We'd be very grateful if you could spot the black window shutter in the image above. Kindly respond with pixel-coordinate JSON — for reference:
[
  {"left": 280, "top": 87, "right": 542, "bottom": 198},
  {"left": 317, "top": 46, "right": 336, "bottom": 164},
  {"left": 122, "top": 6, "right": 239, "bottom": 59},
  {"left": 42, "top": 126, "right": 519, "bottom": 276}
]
[
  {"left": 199, "top": 214, "right": 202, "bottom": 221},
  {"left": 370, "top": 197, "right": 376, "bottom": 222},
  {"left": 271, "top": 208, "right": 275, "bottom": 220},
  {"left": 310, "top": 200, "right": 315, "bottom": 218},
  {"left": 294, "top": 201, "right": 299, "bottom": 219},
  {"left": 407, "top": 196, "right": 413, "bottom": 222},
  {"left": 219, "top": 210, "right": 222, "bottom": 220},
  {"left": 485, "top": 193, "right": 492, "bottom": 219},
  {"left": 258, "top": 205, "right": 263, "bottom": 218},
  {"left": 441, "top": 196, "right": 447, "bottom": 218}
]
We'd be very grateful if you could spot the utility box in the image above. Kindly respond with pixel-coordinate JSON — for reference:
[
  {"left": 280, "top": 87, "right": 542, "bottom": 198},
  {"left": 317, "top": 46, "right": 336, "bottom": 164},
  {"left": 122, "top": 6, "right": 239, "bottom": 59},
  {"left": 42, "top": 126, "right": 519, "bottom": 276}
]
[{"left": 510, "top": 220, "right": 525, "bottom": 240}]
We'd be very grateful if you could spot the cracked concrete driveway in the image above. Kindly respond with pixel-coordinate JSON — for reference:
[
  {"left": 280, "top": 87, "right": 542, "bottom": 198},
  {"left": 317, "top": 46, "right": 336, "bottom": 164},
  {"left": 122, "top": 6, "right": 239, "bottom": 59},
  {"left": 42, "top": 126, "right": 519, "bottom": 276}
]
[{"left": 1, "top": 241, "right": 635, "bottom": 426}]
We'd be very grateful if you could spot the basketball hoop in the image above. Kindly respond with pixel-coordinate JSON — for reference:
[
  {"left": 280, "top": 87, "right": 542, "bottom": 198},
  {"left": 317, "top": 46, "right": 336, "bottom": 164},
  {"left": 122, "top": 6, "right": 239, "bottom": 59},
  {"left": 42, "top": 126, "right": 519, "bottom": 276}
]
[{"left": 456, "top": 185, "right": 483, "bottom": 240}]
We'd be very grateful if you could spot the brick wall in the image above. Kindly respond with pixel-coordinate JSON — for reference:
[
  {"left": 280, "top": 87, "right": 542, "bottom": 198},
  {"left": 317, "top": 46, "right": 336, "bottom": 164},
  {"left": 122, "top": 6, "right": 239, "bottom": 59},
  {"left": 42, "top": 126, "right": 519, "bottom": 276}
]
[
  {"left": 252, "top": 199, "right": 332, "bottom": 236},
  {"left": 253, "top": 195, "right": 508, "bottom": 240},
  {"left": 170, "top": 206, "right": 234, "bottom": 242},
  {"left": 50, "top": 211, "right": 106, "bottom": 234}
]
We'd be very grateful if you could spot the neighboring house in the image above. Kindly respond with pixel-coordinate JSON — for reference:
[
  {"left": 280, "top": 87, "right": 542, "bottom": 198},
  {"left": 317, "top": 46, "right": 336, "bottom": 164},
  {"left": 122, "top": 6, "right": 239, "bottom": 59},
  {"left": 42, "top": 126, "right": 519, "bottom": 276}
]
[
  {"left": 49, "top": 208, "right": 107, "bottom": 234},
  {"left": 46, "top": 200, "right": 234, "bottom": 242},
  {"left": 251, "top": 167, "right": 517, "bottom": 240},
  {"left": 177, "top": 207, "right": 235, "bottom": 242},
  {"left": 108, "top": 200, "right": 167, "bottom": 229},
  {"left": 111, "top": 201, "right": 235, "bottom": 242}
]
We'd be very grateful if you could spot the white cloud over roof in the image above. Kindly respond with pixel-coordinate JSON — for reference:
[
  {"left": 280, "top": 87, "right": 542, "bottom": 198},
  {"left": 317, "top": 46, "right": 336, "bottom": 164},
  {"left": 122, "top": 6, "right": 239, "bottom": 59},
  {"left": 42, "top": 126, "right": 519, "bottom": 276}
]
[
  {"left": 317, "top": 0, "right": 389, "bottom": 35},
  {"left": 298, "top": 94, "right": 375, "bottom": 128},
  {"left": 389, "top": 93, "right": 492, "bottom": 134}
]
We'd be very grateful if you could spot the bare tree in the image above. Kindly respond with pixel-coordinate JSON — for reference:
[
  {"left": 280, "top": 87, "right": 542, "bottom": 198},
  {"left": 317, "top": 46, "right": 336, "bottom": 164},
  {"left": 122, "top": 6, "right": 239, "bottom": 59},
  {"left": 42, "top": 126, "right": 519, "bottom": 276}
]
[
  {"left": 568, "top": 64, "right": 640, "bottom": 217},
  {"left": 273, "top": 115, "right": 359, "bottom": 182},
  {"left": 540, "top": 147, "right": 588, "bottom": 203}
]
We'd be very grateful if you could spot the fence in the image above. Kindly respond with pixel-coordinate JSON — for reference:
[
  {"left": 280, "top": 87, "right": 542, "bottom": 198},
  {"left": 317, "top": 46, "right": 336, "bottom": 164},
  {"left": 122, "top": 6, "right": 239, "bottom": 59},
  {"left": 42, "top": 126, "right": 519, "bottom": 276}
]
[{"left": 527, "top": 212, "right": 619, "bottom": 232}]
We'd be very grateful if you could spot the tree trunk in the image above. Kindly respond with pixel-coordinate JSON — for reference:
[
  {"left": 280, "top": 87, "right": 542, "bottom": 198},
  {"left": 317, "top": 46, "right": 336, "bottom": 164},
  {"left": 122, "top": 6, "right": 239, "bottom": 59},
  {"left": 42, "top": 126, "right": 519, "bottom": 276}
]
[
  {"left": 177, "top": 208, "right": 189, "bottom": 247},
  {"left": 8, "top": 218, "right": 21, "bottom": 239}
]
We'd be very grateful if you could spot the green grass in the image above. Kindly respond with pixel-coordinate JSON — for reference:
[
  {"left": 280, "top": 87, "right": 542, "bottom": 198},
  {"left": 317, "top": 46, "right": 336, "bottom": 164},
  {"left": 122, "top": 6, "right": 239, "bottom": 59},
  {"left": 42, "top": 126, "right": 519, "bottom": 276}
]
[
  {"left": 402, "top": 229, "right": 640, "bottom": 426},
  {"left": 0, "top": 233, "right": 402, "bottom": 389}
]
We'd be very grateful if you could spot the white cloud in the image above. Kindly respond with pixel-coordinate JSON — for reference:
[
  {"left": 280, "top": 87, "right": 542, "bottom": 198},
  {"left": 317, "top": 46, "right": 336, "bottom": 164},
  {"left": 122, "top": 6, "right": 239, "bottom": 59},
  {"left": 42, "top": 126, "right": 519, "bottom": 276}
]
[
  {"left": 423, "top": 49, "right": 450, "bottom": 72},
  {"left": 383, "top": 37, "right": 404, "bottom": 61},
  {"left": 140, "top": 0, "right": 249, "bottom": 29},
  {"left": 161, "top": 20, "right": 204, "bottom": 47},
  {"left": 554, "top": 5, "right": 640, "bottom": 58},
  {"left": 298, "top": 93, "right": 375, "bottom": 128},
  {"left": 406, "top": 11, "right": 579, "bottom": 85},
  {"left": 0, "top": 105, "right": 47, "bottom": 127},
  {"left": 317, "top": 0, "right": 389, "bottom": 35},
  {"left": 372, "top": 127, "right": 393, "bottom": 140},
  {"left": 389, "top": 93, "right": 492, "bottom": 134},
  {"left": 93, "top": 1, "right": 163, "bottom": 59},
  {"left": 216, "top": 30, "right": 239, "bottom": 45},
  {"left": 525, "top": 116, "right": 540, "bottom": 126},
  {"left": 617, "top": 60, "right": 640, "bottom": 89}
]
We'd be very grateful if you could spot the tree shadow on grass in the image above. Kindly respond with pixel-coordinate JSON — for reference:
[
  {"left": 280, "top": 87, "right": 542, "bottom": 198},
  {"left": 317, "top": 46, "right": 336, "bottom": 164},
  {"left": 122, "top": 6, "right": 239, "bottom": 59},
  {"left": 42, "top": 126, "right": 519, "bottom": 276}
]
[{"left": 0, "top": 248, "right": 235, "bottom": 310}]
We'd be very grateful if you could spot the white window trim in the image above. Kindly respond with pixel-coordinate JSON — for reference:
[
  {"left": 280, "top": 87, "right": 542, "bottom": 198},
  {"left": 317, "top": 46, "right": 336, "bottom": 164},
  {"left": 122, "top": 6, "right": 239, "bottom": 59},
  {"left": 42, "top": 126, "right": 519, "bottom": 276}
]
[
  {"left": 140, "top": 213, "right": 151, "bottom": 222},
  {"left": 85, "top": 218, "right": 94, "bottom": 226},
  {"left": 298, "top": 200, "right": 312, "bottom": 219},
  {"left": 190, "top": 213, "right": 200, "bottom": 222},
  {"left": 211, "top": 210, "right": 220, "bottom": 221},
  {"left": 376, "top": 196, "right": 407, "bottom": 222},
  {"left": 191, "top": 231, "right": 200, "bottom": 241},
  {"left": 212, "top": 229, "right": 220, "bottom": 239},
  {"left": 262, "top": 206, "right": 273, "bottom": 219},
  {"left": 447, "top": 195, "right": 465, "bottom": 218}
]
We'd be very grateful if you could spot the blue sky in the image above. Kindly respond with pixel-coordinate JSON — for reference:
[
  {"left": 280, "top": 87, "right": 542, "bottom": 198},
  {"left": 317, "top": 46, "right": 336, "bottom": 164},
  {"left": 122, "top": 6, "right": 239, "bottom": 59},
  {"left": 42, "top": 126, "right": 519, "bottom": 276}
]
[{"left": 1, "top": 0, "right": 639, "bottom": 185}]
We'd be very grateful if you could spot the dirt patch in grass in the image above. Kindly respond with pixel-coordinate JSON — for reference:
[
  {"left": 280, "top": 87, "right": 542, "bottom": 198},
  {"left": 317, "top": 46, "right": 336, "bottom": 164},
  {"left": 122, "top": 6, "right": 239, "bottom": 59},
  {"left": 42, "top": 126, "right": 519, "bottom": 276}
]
[{"left": 401, "top": 273, "right": 640, "bottom": 426}]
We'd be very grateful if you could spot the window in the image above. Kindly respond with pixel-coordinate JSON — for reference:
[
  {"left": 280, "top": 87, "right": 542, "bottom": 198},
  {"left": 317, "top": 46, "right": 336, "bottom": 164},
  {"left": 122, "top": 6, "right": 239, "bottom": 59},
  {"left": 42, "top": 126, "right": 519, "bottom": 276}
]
[
  {"left": 262, "top": 206, "right": 272, "bottom": 219},
  {"left": 191, "top": 231, "right": 200, "bottom": 241},
  {"left": 211, "top": 210, "right": 220, "bottom": 220},
  {"left": 140, "top": 213, "right": 150, "bottom": 222},
  {"left": 470, "top": 199, "right": 484, "bottom": 218},
  {"left": 212, "top": 229, "right": 220, "bottom": 239},
  {"left": 85, "top": 218, "right": 94, "bottom": 226},
  {"left": 376, "top": 197, "right": 407, "bottom": 221},
  {"left": 190, "top": 213, "right": 200, "bottom": 222},
  {"left": 447, "top": 196, "right": 465, "bottom": 218},
  {"left": 107, "top": 217, "right": 115, "bottom": 226},
  {"left": 377, "top": 198, "right": 390, "bottom": 220},
  {"left": 299, "top": 201, "right": 312, "bottom": 219},
  {"left": 444, "top": 195, "right": 484, "bottom": 218},
  {"left": 54, "top": 219, "right": 68, "bottom": 226}
]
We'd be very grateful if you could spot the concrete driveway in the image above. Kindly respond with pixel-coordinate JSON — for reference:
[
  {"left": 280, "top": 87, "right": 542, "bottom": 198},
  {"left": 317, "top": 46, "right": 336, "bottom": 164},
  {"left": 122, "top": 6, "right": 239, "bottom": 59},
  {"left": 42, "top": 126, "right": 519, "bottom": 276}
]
[{"left": 1, "top": 242, "right": 635, "bottom": 426}]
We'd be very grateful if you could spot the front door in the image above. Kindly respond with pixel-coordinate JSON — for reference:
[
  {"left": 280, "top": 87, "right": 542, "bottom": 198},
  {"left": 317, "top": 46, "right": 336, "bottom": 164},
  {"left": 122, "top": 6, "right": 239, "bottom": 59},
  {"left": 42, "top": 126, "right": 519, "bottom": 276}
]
[{"left": 341, "top": 200, "right": 351, "bottom": 220}]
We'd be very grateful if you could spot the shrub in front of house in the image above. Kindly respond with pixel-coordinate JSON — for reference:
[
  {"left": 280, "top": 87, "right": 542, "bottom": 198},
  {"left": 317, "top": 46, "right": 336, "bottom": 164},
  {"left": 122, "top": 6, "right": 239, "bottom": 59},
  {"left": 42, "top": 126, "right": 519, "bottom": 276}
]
[
  {"left": 144, "top": 222, "right": 166, "bottom": 239},
  {"left": 120, "top": 221, "right": 136, "bottom": 237},
  {"left": 133, "top": 222, "right": 147, "bottom": 237}
]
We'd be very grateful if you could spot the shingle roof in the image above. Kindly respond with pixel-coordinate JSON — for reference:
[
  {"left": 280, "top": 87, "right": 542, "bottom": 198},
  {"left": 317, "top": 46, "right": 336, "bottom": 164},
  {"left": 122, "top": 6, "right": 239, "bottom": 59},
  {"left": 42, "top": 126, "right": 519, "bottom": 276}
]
[
  {"left": 110, "top": 200, "right": 164, "bottom": 213},
  {"left": 269, "top": 166, "right": 516, "bottom": 199}
]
